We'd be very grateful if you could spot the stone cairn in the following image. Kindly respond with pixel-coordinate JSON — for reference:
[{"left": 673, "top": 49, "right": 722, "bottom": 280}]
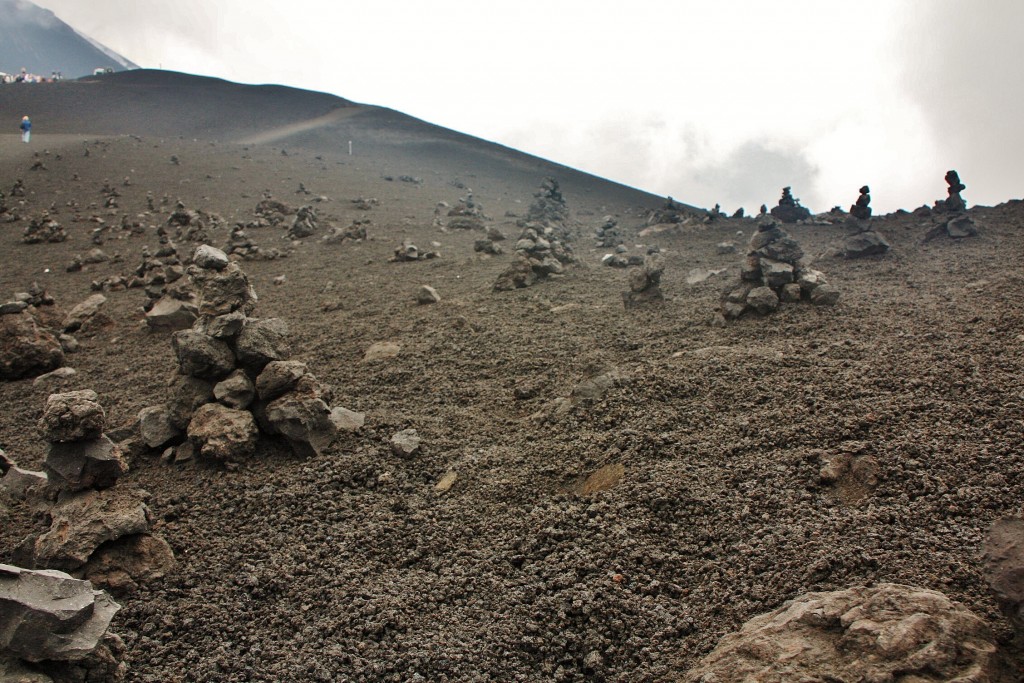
[
  {"left": 390, "top": 240, "right": 440, "bottom": 262},
  {"left": 493, "top": 177, "right": 577, "bottom": 290},
  {"left": 645, "top": 196, "right": 690, "bottom": 226},
  {"left": 445, "top": 192, "right": 488, "bottom": 232},
  {"left": 224, "top": 224, "right": 287, "bottom": 261},
  {"left": 926, "top": 169, "right": 979, "bottom": 240},
  {"left": 137, "top": 245, "right": 363, "bottom": 462},
  {"left": 161, "top": 201, "right": 225, "bottom": 244},
  {"left": 22, "top": 212, "right": 67, "bottom": 244},
  {"left": 286, "top": 205, "right": 318, "bottom": 239},
  {"left": 837, "top": 185, "right": 890, "bottom": 258},
  {"left": 623, "top": 251, "right": 665, "bottom": 309},
  {"left": 321, "top": 218, "right": 369, "bottom": 244},
  {"left": 769, "top": 186, "right": 812, "bottom": 223},
  {"left": 720, "top": 218, "right": 839, "bottom": 319},
  {"left": 594, "top": 216, "right": 623, "bottom": 249},
  {"left": 3, "top": 390, "right": 175, "bottom": 598}
]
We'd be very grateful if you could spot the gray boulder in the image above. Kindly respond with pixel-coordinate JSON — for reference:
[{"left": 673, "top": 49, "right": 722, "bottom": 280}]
[
  {"left": 255, "top": 360, "right": 307, "bottom": 402},
  {"left": 144, "top": 296, "right": 197, "bottom": 331},
  {"left": 0, "top": 312, "right": 64, "bottom": 381},
  {"left": 235, "top": 318, "right": 290, "bottom": 372},
  {"left": 137, "top": 404, "right": 182, "bottom": 449},
  {"left": 171, "top": 330, "right": 235, "bottom": 379},
  {"left": 390, "top": 429, "right": 421, "bottom": 458},
  {"left": 43, "top": 436, "right": 127, "bottom": 492},
  {"left": 265, "top": 381, "right": 337, "bottom": 458},
  {"left": 187, "top": 403, "right": 259, "bottom": 462},
  {"left": 0, "top": 563, "right": 121, "bottom": 663},
  {"left": 37, "top": 391, "right": 105, "bottom": 444},
  {"left": 192, "top": 244, "right": 230, "bottom": 271},
  {"left": 213, "top": 369, "right": 255, "bottom": 410}
]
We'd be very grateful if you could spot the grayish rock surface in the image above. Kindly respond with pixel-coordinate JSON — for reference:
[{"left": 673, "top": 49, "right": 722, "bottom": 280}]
[
  {"left": 187, "top": 403, "right": 259, "bottom": 461},
  {"left": 43, "top": 436, "right": 127, "bottom": 492},
  {"left": 171, "top": 330, "right": 235, "bottom": 379},
  {"left": 37, "top": 391, "right": 105, "bottom": 444},
  {"left": 0, "top": 313, "right": 64, "bottom": 381}
]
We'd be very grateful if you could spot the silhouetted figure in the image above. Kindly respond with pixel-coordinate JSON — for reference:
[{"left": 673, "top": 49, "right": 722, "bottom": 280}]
[{"left": 850, "top": 185, "right": 871, "bottom": 220}]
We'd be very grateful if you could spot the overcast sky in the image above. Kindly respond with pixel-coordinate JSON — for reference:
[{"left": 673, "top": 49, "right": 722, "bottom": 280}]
[{"left": 30, "top": 0, "right": 1024, "bottom": 214}]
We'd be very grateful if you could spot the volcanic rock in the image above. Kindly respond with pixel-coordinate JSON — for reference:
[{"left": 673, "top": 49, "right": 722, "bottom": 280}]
[
  {"left": 234, "top": 318, "right": 291, "bottom": 372},
  {"left": 43, "top": 436, "right": 127, "bottom": 492},
  {"left": 768, "top": 186, "right": 811, "bottom": 223},
  {"left": 171, "top": 330, "right": 236, "bottom": 379},
  {"left": 191, "top": 244, "right": 230, "bottom": 271},
  {"left": 0, "top": 313, "right": 64, "bottom": 381},
  {"left": 264, "top": 376, "right": 338, "bottom": 458},
  {"left": 254, "top": 360, "right": 308, "bottom": 402},
  {"left": 144, "top": 296, "right": 197, "bottom": 331},
  {"left": 37, "top": 391, "right": 105, "bottom": 443},
  {"left": 81, "top": 534, "right": 176, "bottom": 594},
  {"left": 0, "top": 563, "right": 121, "bottom": 663},
  {"left": 137, "top": 405, "right": 182, "bottom": 449},
  {"left": 213, "top": 369, "right": 256, "bottom": 410},
  {"left": 27, "top": 487, "right": 152, "bottom": 571},
  {"left": 982, "top": 516, "right": 1024, "bottom": 632},
  {"left": 390, "top": 429, "right": 421, "bottom": 458},
  {"left": 61, "top": 294, "right": 108, "bottom": 334},
  {"left": 416, "top": 285, "right": 441, "bottom": 305},
  {"left": 684, "top": 583, "right": 1010, "bottom": 682},
  {"left": 187, "top": 403, "right": 259, "bottom": 461},
  {"left": 190, "top": 262, "right": 257, "bottom": 317}
]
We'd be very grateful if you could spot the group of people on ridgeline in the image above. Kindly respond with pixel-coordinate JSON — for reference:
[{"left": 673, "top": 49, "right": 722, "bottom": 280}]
[{"left": 1, "top": 67, "right": 61, "bottom": 83}]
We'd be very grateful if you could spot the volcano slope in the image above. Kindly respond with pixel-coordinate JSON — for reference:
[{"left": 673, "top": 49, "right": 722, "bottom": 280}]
[{"left": 1, "top": 71, "right": 1024, "bottom": 681}]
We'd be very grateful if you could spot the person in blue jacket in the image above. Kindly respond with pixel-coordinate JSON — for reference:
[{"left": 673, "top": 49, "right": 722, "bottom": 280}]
[{"left": 20, "top": 116, "right": 31, "bottom": 143}]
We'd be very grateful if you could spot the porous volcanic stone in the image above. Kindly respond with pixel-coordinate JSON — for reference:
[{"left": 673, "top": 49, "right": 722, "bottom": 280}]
[
  {"left": 44, "top": 435, "right": 128, "bottom": 492},
  {"left": 187, "top": 403, "right": 259, "bottom": 461},
  {"left": 37, "top": 390, "right": 105, "bottom": 443},
  {"left": 0, "top": 312, "right": 64, "bottom": 381},
  {"left": 234, "top": 318, "right": 290, "bottom": 372},
  {"left": 171, "top": 330, "right": 235, "bottom": 379}
]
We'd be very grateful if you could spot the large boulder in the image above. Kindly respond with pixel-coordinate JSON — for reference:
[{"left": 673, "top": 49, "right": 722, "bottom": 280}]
[
  {"left": 683, "top": 583, "right": 1011, "bottom": 682},
  {"left": 43, "top": 436, "right": 127, "bottom": 492},
  {"left": 0, "top": 564, "right": 120, "bottom": 663},
  {"left": 186, "top": 403, "right": 258, "bottom": 461},
  {"left": 37, "top": 391, "right": 105, "bottom": 443},
  {"left": 171, "top": 330, "right": 235, "bottom": 379},
  {"left": 0, "top": 312, "right": 64, "bottom": 381},
  {"left": 26, "top": 488, "right": 151, "bottom": 571}
]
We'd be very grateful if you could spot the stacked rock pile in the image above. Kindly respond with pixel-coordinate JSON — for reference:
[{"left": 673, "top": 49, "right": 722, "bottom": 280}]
[
  {"left": 224, "top": 225, "right": 287, "bottom": 261},
  {"left": 22, "top": 213, "right": 67, "bottom": 244},
  {"left": 493, "top": 178, "right": 577, "bottom": 290},
  {"left": 7, "top": 390, "right": 175, "bottom": 595},
  {"left": 926, "top": 169, "right": 979, "bottom": 240},
  {"left": 769, "top": 186, "right": 812, "bottom": 223},
  {"left": 321, "top": 219, "right": 369, "bottom": 244},
  {"left": 720, "top": 218, "right": 839, "bottom": 319},
  {"left": 838, "top": 185, "right": 890, "bottom": 258},
  {"left": 390, "top": 240, "right": 439, "bottom": 262},
  {"left": 594, "top": 216, "right": 623, "bottom": 248},
  {"left": 286, "top": 205, "right": 318, "bottom": 239},
  {"left": 622, "top": 252, "right": 665, "bottom": 309},
  {"left": 645, "top": 196, "right": 691, "bottom": 225},
  {"left": 162, "top": 201, "right": 225, "bottom": 243},
  {"left": 446, "top": 192, "right": 488, "bottom": 231},
  {"left": 138, "top": 245, "right": 362, "bottom": 462}
]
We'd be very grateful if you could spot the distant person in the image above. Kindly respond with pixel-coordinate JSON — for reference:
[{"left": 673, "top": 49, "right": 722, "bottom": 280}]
[{"left": 20, "top": 116, "right": 31, "bottom": 143}]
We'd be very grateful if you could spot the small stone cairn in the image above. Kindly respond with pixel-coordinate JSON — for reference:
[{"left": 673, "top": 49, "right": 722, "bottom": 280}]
[
  {"left": 769, "top": 186, "right": 812, "bottom": 223},
  {"left": 594, "top": 216, "right": 623, "bottom": 248},
  {"left": 286, "top": 205, "right": 318, "bottom": 239},
  {"left": 720, "top": 218, "right": 839, "bottom": 319},
  {"left": 493, "top": 177, "right": 577, "bottom": 290},
  {"left": 838, "top": 185, "right": 890, "bottom": 258},
  {"left": 163, "top": 201, "right": 225, "bottom": 243},
  {"left": 926, "top": 169, "right": 979, "bottom": 240},
  {"left": 138, "top": 245, "right": 362, "bottom": 462},
  {"left": 623, "top": 251, "right": 665, "bottom": 309},
  {"left": 22, "top": 213, "right": 67, "bottom": 244},
  {"left": 645, "top": 196, "right": 690, "bottom": 225},
  {"left": 446, "top": 192, "right": 488, "bottom": 231},
  {"left": 6, "top": 390, "right": 176, "bottom": 596}
]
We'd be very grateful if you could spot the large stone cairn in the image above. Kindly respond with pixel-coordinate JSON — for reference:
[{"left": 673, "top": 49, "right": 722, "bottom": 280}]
[
  {"left": 645, "top": 196, "right": 690, "bottom": 225},
  {"left": 493, "top": 177, "right": 577, "bottom": 290},
  {"left": 720, "top": 218, "right": 839, "bottom": 319},
  {"left": 594, "top": 216, "right": 623, "bottom": 249},
  {"left": 8, "top": 391, "right": 176, "bottom": 597},
  {"left": 927, "top": 169, "right": 979, "bottom": 240},
  {"left": 769, "top": 186, "right": 812, "bottom": 223},
  {"left": 838, "top": 184, "right": 890, "bottom": 258},
  {"left": 0, "top": 564, "right": 127, "bottom": 682},
  {"left": 138, "top": 245, "right": 359, "bottom": 461},
  {"left": 684, "top": 583, "right": 1013, "bottom": 682}
]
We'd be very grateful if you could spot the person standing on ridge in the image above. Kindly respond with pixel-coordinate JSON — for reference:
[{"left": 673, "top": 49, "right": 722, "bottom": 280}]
[{"left": 20, "top": 116, "right": 31, "bottom": 143}]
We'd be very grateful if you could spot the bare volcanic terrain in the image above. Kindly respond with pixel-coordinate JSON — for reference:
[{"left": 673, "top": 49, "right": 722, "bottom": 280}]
[{"left": 1, "top": 71, "right": 1023, "bottom": 682}]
